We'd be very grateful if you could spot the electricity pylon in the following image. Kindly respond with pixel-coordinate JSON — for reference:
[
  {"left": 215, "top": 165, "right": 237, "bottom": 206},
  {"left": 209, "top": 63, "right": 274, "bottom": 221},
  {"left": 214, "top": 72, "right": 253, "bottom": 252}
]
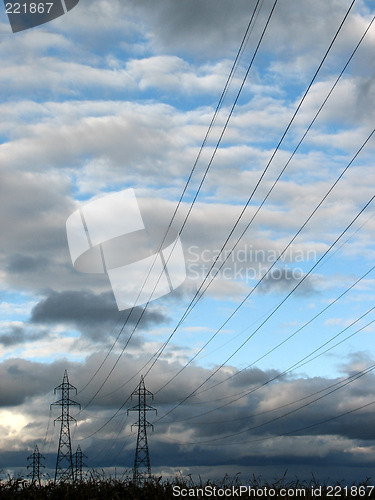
[
  {"left": 27, "top": 444, "right": 45, "bottom": 485},
  {"left": 74, "top": 445, "right": 87, "bottom": 482},
  {"left": 52, "top": 370, "right": 80, "bottom": 483},
  {"left": 127, "top": 375, "right": 156, "bottom": 484}
]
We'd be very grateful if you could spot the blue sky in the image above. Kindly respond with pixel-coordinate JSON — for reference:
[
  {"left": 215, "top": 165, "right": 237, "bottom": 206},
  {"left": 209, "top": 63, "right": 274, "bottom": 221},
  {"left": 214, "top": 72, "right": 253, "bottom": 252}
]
[{"left": 1, "top": 0, "right": 375, "bottom": 484}]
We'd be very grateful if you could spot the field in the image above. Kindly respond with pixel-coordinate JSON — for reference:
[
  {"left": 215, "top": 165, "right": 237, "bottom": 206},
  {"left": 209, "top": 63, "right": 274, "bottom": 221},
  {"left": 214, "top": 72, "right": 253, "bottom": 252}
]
[{"left": 1, "top": 474, "right": 375, "bottom": 499}]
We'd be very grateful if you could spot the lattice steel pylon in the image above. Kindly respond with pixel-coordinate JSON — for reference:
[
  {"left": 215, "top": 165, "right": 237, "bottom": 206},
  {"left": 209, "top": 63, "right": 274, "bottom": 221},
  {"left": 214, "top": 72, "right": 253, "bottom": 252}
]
[
  {"left": 27, "top": 444, "right": 45, "bottom": 485},
  {"left": 127, "top": 375, "right": 157, "bottom": 484},
  {"left": 51, "top": 370, "right": 81, "bottom": 483},
  {"left": 74, "top": 445, "right": 87, "bottom": 482}
]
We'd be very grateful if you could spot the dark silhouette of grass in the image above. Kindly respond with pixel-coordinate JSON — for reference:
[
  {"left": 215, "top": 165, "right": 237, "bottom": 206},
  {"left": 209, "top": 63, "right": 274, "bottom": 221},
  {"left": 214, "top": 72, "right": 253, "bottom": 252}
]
[{"left": 0, "top": 472, "right": 374, "bottom": 499}]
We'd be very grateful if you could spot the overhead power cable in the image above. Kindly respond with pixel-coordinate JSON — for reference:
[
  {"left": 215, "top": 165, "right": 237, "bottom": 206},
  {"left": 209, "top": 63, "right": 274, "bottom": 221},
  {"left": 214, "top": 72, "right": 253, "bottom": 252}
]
[
  {"left": 150, "top": 2, "right": 370, "bottom": 395},
  {"left": 177, "top": 362, "right": 375, "bottom": 427},
  {"left": 201, "top": 399, "right": 375, "bottom": 447},
  {"left": 80, "top": 0, "right": 364, "bottom": 437},
  {"left": 167, "top": 308, "right": 375, "bottom": 424},
  {"left": 192, "top": 264, "right": 375, "bottom": 401},
  {"left": 79, "top": 286, "right": 375, "bottom": 423},
  {"left": 77, "top": 0, "right": 266, "bottom": 400},
  {"left": 81, "top": 302, "right": 375, "bottom": 425},
  {"left": 81, "top": 181, "right": 375, "bottom": 440},
  {"left": 190, "top": 206, "right": 375, "bottom": 369},
  {"left": 155, "top": 262, "right": 375, "bottom": 408},
  {"left": 104, "top": 362, "right": 375, "bottom": 453},
  {"left": 40, "top": 407, "right": 53, "bottom": 456},
  {"left": 78, "top": 392, "right": 133, "bottom": 441},
  {"left": 80, "top": 0, "right": 359, "bottom": 416},
  {"left": 153, "top": 134, "right": 375, "bottom": 423},
  {"left": 87, "top": 0, "right": 277, "bottom": 403},
  {"left": 207, "top": 393, "right": 375, "bottom": 447},
  {"left": 95, "top": 69, "right": 375, "bottom": 407},
  {"left": 164, "top": 362, "right": 375, "bottom": 446},
  {"left": 76, "top": 310, "right": 375, "bottom": 460},
  {"left": 78, "top": 2, "right": 362, "bottom": 438}
]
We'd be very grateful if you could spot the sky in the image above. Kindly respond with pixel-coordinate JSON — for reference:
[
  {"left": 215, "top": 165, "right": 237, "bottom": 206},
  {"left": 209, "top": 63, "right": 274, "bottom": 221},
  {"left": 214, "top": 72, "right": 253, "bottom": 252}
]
[{"left": 1, "top": 0, "right": 375, "bottom": 485}]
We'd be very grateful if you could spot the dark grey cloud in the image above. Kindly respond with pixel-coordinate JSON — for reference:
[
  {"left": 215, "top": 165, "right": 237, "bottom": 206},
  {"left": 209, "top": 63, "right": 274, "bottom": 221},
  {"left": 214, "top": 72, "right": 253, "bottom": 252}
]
[
  {"left": 0, "top": 359, "right": 68, "bottom": 407},
  {"left": 131, "top": 0, "right": 252, "bottom": 59},
  {"left": 28, "top": 289, "right": 169, "bottom": 344},
  {"left": 30, "top": 289, "right": 167, "bottom": 326},
  {"left": 6, "top": 254, "right": 51, "bottom": 274},
  {"left": 150, "top": 362, "right": 375, "bottom": 445},
  {"left": 31, "top": 290, "right": 121, "bottom": 325},
  {"left": 126, "top": 0, "right": 365, "bottom": 65},
  {"left": 0, "top": 326, "right": 47, "bottom": 347},
  {"left": 227, "top": 366, "right": 280, "bottom": 388}
]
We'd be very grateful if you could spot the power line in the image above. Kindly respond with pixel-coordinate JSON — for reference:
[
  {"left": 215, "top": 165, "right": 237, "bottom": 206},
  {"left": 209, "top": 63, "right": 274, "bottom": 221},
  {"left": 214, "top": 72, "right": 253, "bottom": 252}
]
[
  {"left": 75, "top": 4, "right": 279, "bottom": 451},
  {"left": 154, "top": 149, "right": 375, "bottom": 422},
  {"left": 154, "top": 262, "right": 375, "bottom": 409},
  {"left": 83, "top": 165, "right": 375, "bottom": 442},
  {"left": 97, "top": 0, "right": 359, "bottom": 413},
  {"left": 177, "top": 363, "right": 375, "bottom": 427},
  {"left": 77, "top": 0, "right": 264, "bottom": 399},
  {"left": 201, "top": 398, "right": 375, "bottom": 447},
  {"left": 191, "top": 264, "right": 375, "bottom": 402},
  {"left": 168, "top": 309, "right": 375, "bottom": 424},
  {"left": 165, "top": 362, "right": 375, "bottom": 446},
  {"left": 40, "top": 406, "right": 53, "bottom": 454},
  {"left": 95, "top": 206, "right": 375, "bottom": 406},
  {"left": 78, "top": 0, "right": 357, "bottom": 422},
  {"left": 78, "top": 299, "right": 375, "bottom": 427},
  {"left": 149, "top": 2, "right": 370, "bottom": 396},
  {"left": 78, "top": 0, "right": 363, "bottom": 441},
  {"left": 86, "top": 0, "right": 277, "bottom": 405},
  {"left": 161, "top": 360, "right": 375, "bottom": 446}
]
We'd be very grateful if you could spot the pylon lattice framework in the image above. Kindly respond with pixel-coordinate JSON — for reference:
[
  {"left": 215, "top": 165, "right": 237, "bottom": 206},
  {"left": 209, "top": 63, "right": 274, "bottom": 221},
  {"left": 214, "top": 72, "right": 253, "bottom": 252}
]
[
  {"left": 27, "top": 444, "right": 45, "bottom": 485},
  {"left": 74, "top": 445, "right": 87, "bottom": 482},
  {"left": 52, "top": 370, "right": 80, "bottom": 483},
  {"left": 128, "top": 375, "right": 156, "bottom": 483}
]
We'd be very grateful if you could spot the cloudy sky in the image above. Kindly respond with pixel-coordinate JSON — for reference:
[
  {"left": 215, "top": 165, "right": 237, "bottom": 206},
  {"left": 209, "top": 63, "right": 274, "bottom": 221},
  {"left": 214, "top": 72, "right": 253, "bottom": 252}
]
[{"left": 1, "top": 0, "right": 375, "bottom": 485}]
